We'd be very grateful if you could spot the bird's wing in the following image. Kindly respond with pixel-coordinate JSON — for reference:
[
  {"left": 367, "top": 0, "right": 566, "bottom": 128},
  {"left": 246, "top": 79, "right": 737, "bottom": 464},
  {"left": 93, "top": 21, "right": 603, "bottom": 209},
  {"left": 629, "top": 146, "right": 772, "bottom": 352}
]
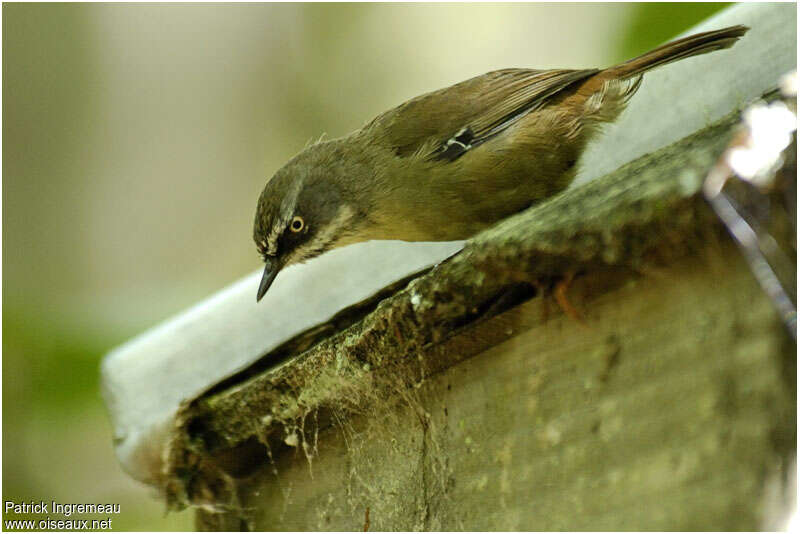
[{"left": 366, "top": 68, "right": 599, "bottom": 161}]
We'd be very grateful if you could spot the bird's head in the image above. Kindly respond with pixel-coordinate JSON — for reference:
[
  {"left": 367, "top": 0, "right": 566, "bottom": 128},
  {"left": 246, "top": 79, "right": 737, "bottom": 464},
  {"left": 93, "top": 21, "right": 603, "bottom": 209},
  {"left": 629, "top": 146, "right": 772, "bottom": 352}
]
[{"left": 253, "top": 142, "right": 362, "bottom": 301}]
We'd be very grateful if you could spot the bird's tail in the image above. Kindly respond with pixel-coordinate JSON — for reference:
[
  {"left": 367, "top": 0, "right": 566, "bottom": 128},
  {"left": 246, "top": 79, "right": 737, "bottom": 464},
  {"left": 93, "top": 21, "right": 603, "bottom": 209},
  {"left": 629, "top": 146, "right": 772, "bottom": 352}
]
[{"left": 609, "top": 25, "right": 749, "bottom": 79}]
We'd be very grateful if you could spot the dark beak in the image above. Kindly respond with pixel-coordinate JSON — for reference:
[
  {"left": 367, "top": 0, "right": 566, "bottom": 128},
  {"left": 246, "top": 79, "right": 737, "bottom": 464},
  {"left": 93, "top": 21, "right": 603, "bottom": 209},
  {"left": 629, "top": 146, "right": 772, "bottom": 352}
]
[{"left": 256, "top": 257, "right": 280, "bottom": 302}]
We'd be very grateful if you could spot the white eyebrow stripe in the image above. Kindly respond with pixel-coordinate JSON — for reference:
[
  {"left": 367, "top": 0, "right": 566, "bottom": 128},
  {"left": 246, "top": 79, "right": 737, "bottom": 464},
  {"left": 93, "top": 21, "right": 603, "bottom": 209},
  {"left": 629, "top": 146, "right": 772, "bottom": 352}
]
[
  {"left": 265, "top": 179, "right": 303, "bottom": 255},
  {"left": 265, "top": 212, "right": 291, "bottom": 255}
]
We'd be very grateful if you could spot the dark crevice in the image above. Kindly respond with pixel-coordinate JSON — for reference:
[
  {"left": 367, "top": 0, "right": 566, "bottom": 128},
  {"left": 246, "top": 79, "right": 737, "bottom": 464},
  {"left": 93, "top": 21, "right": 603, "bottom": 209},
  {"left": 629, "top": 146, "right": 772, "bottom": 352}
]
[{"left": 447, "top": 282, "right": 539, "bottom": 332}]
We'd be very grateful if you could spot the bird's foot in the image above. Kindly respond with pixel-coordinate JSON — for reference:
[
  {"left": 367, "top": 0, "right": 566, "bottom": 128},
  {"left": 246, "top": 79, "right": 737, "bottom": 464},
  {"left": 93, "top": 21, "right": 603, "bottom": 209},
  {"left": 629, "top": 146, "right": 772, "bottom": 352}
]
[{"left": 554, "top": 270, "right": 585, "bottom": 324}]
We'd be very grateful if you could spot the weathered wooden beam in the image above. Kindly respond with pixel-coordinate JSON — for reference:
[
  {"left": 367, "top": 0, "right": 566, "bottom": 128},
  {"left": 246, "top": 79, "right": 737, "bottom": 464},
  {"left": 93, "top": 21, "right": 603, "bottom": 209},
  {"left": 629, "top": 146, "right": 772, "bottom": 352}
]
[{"left": 198, "top": 249, "right": 793, "bottom": 530}]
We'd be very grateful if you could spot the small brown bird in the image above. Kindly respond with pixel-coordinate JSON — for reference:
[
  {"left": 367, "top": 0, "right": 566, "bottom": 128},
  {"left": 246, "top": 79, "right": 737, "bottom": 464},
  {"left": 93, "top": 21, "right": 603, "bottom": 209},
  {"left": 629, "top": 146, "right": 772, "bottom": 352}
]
[{"left": 254, "top": 25, "right": 748, "bottom": 301}]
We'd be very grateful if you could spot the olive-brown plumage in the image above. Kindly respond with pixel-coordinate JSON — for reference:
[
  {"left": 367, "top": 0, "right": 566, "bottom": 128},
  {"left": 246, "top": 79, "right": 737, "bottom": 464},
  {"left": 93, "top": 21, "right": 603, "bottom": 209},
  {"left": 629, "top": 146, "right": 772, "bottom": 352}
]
[{"left": 254, "top": 25, "right": 748, "bottom": 300}]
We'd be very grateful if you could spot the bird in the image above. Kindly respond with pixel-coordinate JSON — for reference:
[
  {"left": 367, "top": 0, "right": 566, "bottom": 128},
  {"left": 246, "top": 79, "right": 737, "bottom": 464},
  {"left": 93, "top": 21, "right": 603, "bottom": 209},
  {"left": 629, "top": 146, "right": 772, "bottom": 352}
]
[{"left": 253, "top": 25, "right": 749, "bottom": 301}]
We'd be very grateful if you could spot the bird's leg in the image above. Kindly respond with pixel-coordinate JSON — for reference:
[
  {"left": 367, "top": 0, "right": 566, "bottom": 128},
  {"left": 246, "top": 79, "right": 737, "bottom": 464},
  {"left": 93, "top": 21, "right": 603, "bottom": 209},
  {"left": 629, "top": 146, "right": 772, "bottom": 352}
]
[{"left": 554, "top": 270, "right": 585, "bottom": 324}]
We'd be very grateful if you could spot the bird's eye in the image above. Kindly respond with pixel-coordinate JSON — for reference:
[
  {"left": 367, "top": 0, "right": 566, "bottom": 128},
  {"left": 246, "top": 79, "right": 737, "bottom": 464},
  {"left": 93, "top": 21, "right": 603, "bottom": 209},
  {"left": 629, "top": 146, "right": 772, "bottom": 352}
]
[{"left": 290, "top": 216, "right": 305, "bottom": 233}]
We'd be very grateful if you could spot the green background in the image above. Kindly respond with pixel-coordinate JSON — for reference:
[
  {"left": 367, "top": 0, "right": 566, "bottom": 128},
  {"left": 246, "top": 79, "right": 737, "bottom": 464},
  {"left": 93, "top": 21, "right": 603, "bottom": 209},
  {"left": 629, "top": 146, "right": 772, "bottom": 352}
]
[{"left": 3, "top": 3, "right": 729, "bottom": 530}]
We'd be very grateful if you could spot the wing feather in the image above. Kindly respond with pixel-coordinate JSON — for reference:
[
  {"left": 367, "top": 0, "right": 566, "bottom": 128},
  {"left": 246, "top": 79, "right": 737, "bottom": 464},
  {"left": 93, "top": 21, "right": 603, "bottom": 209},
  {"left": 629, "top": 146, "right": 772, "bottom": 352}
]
[{"left": 364, "top": 68, "right": 599, "bottom": 160}]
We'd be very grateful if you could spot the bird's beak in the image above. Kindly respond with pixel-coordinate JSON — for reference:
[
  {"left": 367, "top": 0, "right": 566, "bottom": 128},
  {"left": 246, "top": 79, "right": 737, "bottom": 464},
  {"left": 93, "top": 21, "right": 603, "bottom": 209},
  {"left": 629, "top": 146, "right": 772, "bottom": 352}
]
[{"left": 256, "top": 257, "right": 280, "bottom": 302}]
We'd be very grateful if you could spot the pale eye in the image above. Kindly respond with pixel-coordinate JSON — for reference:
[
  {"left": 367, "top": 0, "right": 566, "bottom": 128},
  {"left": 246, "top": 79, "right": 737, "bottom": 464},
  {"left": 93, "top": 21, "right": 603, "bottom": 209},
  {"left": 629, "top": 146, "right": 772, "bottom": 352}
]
[{"left": 290, "top": 216, "right": 305, "bottom": 233}]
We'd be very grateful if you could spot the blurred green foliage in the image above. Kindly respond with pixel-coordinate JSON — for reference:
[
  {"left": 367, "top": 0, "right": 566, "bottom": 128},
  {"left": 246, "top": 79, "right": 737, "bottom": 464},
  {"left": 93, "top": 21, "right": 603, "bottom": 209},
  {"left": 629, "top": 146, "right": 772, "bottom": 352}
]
[
  {"left": 617, "top": 3, "right": 733, "bottom": 60},
  {"left": 2, "top": 3, "right": 736, "bottom": 530}
]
